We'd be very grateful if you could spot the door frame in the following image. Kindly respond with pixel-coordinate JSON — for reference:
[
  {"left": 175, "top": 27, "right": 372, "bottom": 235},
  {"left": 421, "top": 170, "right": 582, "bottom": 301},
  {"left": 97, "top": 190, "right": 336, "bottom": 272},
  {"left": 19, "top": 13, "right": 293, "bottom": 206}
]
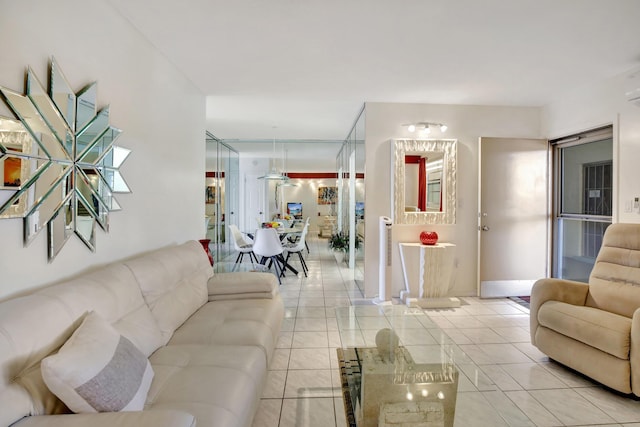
[{"left": 477, "top": 137, "right": 552, "bottom": 297}]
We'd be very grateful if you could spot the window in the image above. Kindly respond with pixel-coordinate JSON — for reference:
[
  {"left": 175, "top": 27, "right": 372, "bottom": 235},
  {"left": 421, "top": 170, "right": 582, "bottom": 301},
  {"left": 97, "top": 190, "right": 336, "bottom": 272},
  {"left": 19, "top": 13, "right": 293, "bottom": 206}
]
[{"left": 552, "top": 127, "right": 613, "bottom": 282}]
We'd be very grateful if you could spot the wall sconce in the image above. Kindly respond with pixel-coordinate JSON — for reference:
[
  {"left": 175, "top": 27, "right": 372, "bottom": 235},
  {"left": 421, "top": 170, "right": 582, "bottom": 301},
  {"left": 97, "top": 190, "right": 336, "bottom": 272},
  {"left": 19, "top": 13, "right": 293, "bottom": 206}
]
[{"left": 403, "top": 122, "right": 448, "bottom": 135}]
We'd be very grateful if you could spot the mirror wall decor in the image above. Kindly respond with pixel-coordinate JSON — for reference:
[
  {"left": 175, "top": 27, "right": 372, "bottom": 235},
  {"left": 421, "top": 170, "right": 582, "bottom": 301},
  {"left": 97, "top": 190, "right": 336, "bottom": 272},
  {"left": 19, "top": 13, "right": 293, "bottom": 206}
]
[
  {"left": 0, "top": 57, "right": 130, "bottom": 261},
  {"left": 391, "top": 139, "right": 456, "bottom": 225}
]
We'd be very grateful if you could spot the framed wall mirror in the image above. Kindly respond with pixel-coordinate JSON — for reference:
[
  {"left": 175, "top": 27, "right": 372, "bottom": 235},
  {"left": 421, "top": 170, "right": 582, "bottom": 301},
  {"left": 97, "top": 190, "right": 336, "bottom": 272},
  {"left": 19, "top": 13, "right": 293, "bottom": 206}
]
[{"left": 391, "top": 139, "right": 457, "bottom": 225}]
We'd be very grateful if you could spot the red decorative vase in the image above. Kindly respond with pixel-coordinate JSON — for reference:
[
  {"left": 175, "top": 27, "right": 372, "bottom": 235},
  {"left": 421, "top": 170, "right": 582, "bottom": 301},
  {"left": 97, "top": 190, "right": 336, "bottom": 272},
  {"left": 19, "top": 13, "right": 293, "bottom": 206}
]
[
  {"left": 420, "top": 231, "right": 438, "bottom": 245},
  {"left": 198, "top": 239, "right": 214, "bottom": 266}
]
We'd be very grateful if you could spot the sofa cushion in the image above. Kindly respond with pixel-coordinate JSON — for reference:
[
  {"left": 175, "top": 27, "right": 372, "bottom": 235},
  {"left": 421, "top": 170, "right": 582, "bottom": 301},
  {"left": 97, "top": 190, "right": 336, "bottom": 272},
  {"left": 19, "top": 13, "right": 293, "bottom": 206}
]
[
  {"left": 147, "top": 345, "right": 266, "bottom": 427},
  {"left": 538, "top": 301, "right": 631, "bottom": 359},
  {"left": 124, "top": 241, "right": 214, "bottom": 344},
  {"left": 167, "top": 298, "right": 284, "bottom": 363},
  {"left": 41, "top": 312, "right": 154, "bottom": 413},
  {"left": 207, "top": 272, "right": 278, "bottom": 300}
]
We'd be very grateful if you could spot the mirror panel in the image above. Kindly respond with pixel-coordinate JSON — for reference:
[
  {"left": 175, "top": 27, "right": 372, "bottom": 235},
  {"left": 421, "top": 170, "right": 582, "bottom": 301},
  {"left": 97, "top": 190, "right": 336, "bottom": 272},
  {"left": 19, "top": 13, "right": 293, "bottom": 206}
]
[
  {"left": 80, "top": 126, "right": 121, "bottom": 165},
  {"left": 76, "top": 171, "right": 109, "bottom": 231},
  {"left": 27, "top": 68, "right": 74, "bottom": 157},
  {"left": 76, "top": 107, "right": 109, "bottom": 161},
  {"left": 0, "top": 89, "right": 70, "bottom": 161},
  {"left": 75, "top": 194, "right": 97, "bottom": 250},
  {"left": 24, "top": 168, "right": 72, "bottom": 245},
  {"left": 76, "top": 83, "right": 97, "bottom": 133},
  {"left": 48, "top": 193, "right": 74, "bottom": 260},
  {"left": 392, "top": 139, "right": 457, "bottom": 225},
  {"left": 50, "top": 57, "right": 76, "bottom": 131},
  {"left": 77, "top": 166, "right": 119, "bottom": 211}
]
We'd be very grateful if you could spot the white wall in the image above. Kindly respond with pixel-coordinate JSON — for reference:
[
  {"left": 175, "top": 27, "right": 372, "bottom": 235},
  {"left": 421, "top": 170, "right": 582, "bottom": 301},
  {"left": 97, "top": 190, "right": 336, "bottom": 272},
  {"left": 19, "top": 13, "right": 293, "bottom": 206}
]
[
  {"left": 542, "top": 67, "right": 640, "bottom": 224},
  {"left": 0, "top": 0, "right": 206, "bottom": 300},
  {"left": 363, "top": 102, "right": 543, "bottom": 299}
]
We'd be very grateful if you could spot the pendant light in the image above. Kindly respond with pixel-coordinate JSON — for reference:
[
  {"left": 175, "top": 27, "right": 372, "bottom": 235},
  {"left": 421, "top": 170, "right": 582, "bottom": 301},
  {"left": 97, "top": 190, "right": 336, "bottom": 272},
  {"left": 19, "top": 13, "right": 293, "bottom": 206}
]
[
  {"left": 278, "top": 148, "right": 297, "bottom": 188},
  {"left": 258, "top": 129, "right": 288, "bottom": 181}
]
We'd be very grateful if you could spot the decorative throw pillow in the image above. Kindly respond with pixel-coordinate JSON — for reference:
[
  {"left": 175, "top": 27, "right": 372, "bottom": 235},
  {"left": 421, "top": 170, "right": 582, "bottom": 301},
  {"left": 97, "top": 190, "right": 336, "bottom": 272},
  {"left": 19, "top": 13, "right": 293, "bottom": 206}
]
[{"left": 41, "top": 311, "right": 154, "bottom": 413}]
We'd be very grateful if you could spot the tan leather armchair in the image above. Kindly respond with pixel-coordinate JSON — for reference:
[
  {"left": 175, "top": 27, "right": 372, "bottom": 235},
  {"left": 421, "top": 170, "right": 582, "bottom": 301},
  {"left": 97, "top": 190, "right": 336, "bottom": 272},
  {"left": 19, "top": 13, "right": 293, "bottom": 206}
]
[{"left": 530, "top": 223, "right": 640, "bottom": 395}]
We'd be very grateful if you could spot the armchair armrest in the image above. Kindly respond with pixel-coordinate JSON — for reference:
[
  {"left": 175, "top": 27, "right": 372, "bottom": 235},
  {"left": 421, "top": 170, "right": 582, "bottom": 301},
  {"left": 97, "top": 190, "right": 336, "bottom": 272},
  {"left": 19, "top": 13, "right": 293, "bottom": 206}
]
[
  {"left": 15, "top": 410, "right": 195, "bottom": 427},
  {"left": 207, "top": 272, "right": 279, "bottom": 301},
  {"left": 530, "top": 278, "right": 589, "bottom": 345},
  {"left": 631, "top": 309, "right": 640, "bottom": 395}
]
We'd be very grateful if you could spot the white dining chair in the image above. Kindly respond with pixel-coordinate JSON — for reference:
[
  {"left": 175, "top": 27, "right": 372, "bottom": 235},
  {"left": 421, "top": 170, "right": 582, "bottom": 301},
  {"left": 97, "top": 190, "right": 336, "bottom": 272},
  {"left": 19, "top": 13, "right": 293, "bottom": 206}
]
[
  {"left": 286, "top": 216, "right": 311, "bottom": 254},
  {"left": 252, "top": 228, "right": 284, "bottom": 284},
  {"left": 282, "top": 223, "right": 309, "bottom": 277},
  {"left": 229, "top": 224, "right": 258, "bottom": 268}
]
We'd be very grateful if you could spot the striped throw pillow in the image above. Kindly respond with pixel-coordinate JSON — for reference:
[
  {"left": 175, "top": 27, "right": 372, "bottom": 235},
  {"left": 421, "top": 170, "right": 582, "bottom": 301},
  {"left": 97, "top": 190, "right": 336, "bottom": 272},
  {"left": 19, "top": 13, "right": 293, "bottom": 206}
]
[{"left": 41, "top": 311, "right": 154, "bottom": 413}]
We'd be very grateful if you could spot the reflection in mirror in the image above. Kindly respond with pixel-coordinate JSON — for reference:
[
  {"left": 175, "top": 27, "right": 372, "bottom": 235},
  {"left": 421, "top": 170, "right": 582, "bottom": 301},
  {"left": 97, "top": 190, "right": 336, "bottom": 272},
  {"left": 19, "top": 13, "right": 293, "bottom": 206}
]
[
  {"left": 0, "top": 57, "right": 130, "bottom": 260},
  {"left": 75, "top": 193, "right": 97, "bottom": 249},
  {"left": 1, "top": 89, "right": 70, "bottom": 161},
  {"left": 27, "top": 67, "right": 74, "bottom": 157},
  {"left": 81, "top": 126, "right": 122, "bottom": 164},
  {"left": 50, "top": 57, "right": 76, "bottom": 131},
  {"left": 404, "top": 151, "right": 444, "bottom": 212},
  {"left": 76, "top": 83, "right": 97, "bottom": 133},
  {"left": 392, "top": 139, "right": 457, "bottom": 225},
  {"left": 24, "top": 168, "right": 72, "bottom": 245},
  {"left": 97, "top": 145, "right": 130, "bottom": 193},
  {"left": 76, "top": 107, "right": 110, "bottom": 160},
  {"left": 48, "top": 193, "right": 74, "bottom": 260}
]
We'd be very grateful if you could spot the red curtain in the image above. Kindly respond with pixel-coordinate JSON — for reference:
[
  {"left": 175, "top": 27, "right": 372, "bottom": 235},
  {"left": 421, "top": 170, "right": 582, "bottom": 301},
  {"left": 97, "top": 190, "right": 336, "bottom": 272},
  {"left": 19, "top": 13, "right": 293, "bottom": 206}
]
[{"left": 418, "top": 158, "right": 426, "bottom": 211}]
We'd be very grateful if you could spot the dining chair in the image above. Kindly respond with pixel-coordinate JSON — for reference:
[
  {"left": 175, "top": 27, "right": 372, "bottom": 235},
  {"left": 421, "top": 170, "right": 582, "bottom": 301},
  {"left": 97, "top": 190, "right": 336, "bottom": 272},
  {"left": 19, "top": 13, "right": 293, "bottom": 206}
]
[
  {"left": 286, "top": 216, "right": 311, "bottom": 254},
  {"left": 229, "top": 224, "right": 258, "bottom": 267},
  {"left": 252, "top": 228, "right": 284, "bottom": 284},
  {"left": 282, "top": 223, "right": 309, "bottom": 277}
]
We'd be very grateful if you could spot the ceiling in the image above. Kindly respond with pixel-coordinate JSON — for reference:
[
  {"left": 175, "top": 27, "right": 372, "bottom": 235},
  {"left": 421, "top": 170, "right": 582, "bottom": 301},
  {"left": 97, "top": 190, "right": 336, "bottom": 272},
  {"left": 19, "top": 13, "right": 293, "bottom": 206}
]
[{"left": 110, "top": 0, "right": 640, "bottom": 144}]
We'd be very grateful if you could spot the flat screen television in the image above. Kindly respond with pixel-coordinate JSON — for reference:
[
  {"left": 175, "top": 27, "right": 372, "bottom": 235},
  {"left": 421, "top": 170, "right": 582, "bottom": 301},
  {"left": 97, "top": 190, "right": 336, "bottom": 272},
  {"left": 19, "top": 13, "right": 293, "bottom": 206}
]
[
  {"left": 355, "top": 202, "right": 364, "bottom": 218},
  {"left": 287, "top": 202, "right": 303, "bottom": 218}
]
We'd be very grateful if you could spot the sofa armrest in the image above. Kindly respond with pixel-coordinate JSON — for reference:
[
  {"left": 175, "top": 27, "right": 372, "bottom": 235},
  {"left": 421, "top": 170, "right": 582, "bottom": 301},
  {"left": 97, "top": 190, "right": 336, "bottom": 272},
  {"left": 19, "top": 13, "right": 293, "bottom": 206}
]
[
  {"left": 14, "top": 410, "right": 195, "bottom": 427},
  {"left": 530, "top": 278, "right": 590, "bottom": 345},
  {"left": 207, "top": 272, "right": 279, "bottom": 301}
]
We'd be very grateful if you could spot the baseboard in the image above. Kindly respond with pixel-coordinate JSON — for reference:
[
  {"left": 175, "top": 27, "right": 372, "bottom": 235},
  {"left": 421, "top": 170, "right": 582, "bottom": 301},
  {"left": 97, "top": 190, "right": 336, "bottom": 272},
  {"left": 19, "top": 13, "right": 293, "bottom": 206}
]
[{"left": 480, "top": 280, "right": 535, "bottom": 298}]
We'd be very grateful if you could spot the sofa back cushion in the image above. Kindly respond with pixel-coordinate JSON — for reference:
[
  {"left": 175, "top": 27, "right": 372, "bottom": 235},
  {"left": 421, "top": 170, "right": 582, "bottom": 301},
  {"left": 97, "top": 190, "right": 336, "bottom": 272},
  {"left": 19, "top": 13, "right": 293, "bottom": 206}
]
[
  {"left": 0, "top": 263, "right": 163, "bottom": 427},
  {"left": 124, "top": 240, "right": 213, "bottom": 344},
  {"left": 587, "top": 223, "right": 640, "bottom": 318}
]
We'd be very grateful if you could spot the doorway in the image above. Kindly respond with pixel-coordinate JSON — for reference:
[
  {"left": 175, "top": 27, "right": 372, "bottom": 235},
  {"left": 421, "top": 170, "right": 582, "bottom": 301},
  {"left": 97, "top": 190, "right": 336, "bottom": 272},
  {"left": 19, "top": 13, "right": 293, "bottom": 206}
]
[
  {"left": 478, "top": 137, "right": 549, "bottom": 297},
  {"left": 551, "top": 127, "right": 613, "bottom": 282}
]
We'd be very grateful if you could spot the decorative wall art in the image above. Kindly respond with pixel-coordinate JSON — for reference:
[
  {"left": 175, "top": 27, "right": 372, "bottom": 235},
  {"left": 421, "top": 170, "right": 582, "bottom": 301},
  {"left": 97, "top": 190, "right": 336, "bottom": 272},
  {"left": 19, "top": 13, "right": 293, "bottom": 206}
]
[
  {"left": 0, "top": 57, "right": 131, "bottom": 261},
  {"left": 317, "top": 186, "right": 337, "bottom": 205},
  {"left": 206, "top": 185, "right": 216, "bottom": 204}
]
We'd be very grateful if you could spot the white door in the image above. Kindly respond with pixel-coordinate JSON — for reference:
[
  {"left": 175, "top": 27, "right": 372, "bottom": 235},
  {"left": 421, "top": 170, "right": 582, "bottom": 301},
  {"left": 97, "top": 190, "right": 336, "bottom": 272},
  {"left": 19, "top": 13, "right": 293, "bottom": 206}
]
[
  {"left": 478, "top": 137, "right": 549, "bottom": 297},
  {"left": 244, "top": 173, "right": 266, "bottom": 233}
]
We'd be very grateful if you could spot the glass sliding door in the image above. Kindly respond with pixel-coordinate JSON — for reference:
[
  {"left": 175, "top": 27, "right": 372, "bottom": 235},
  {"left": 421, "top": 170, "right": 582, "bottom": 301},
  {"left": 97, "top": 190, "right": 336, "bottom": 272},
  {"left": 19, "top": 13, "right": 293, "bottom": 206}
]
[
  {"left": 553, "top": 127, "right": 613, "bottom": 282},
  {"left": 205, "top": 132, "right": 239, "bottom": 266}
]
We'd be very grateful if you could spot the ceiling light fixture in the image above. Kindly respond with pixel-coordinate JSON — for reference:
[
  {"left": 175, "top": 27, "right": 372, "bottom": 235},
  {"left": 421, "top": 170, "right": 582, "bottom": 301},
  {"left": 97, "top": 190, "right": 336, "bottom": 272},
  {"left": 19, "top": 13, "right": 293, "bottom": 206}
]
[
  {"left": 258, "top": 128, "right": 288, "bottom": 181},
  {"left": 402, "top": 122, "right": 448, "bottom": 134},
  {"left": 277, "top": 149, "right": 298, "bottom": 188}
]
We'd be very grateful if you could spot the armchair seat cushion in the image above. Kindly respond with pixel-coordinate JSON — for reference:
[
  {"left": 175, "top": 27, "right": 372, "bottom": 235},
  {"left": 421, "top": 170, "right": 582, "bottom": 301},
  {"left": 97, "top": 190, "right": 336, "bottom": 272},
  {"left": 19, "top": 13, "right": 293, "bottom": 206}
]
[{"left": 538, "top": 301, "right": 631, "bottom": 359}]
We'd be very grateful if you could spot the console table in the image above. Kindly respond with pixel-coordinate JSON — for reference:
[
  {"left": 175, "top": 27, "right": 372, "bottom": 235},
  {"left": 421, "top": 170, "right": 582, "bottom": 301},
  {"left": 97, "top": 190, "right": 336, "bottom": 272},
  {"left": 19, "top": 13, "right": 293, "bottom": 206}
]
[{"left": 398, "top": 242, "right": 459, "bottom": 308}]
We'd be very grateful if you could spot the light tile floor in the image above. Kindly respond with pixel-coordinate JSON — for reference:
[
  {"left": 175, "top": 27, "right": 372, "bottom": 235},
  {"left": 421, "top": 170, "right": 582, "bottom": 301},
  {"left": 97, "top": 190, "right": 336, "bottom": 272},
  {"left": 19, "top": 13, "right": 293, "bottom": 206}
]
[{"left": 230, "top": 236, "right": 640, "bottom": 427}]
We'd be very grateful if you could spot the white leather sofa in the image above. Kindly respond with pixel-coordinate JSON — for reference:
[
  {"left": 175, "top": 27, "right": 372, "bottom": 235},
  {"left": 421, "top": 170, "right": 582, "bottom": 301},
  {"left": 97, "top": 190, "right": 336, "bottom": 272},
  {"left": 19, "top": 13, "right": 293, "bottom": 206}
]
[{"left": 0, "top": 240, "right": 284, "bottom": 427}]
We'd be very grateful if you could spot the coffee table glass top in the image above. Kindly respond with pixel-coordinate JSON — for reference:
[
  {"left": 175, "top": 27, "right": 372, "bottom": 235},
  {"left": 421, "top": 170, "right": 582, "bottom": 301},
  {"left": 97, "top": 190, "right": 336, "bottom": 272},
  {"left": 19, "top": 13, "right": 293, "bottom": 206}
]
[{"left": 335, "top": 305, "right": 535, "bottom": 427}]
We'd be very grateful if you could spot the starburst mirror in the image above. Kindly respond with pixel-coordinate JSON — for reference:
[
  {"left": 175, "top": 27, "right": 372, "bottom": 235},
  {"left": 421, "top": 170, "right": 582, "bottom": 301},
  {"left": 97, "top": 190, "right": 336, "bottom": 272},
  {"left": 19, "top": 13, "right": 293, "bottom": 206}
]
[{"left": 0, "top": 57, "right": 130, "bottom": 261}]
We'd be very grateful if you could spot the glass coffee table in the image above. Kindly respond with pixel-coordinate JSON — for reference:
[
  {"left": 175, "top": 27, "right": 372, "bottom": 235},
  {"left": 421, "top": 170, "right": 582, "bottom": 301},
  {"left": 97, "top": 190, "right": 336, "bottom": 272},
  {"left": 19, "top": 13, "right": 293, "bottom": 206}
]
[{"left": 335, "top": 305, "right": 535, "bottom": 427}]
